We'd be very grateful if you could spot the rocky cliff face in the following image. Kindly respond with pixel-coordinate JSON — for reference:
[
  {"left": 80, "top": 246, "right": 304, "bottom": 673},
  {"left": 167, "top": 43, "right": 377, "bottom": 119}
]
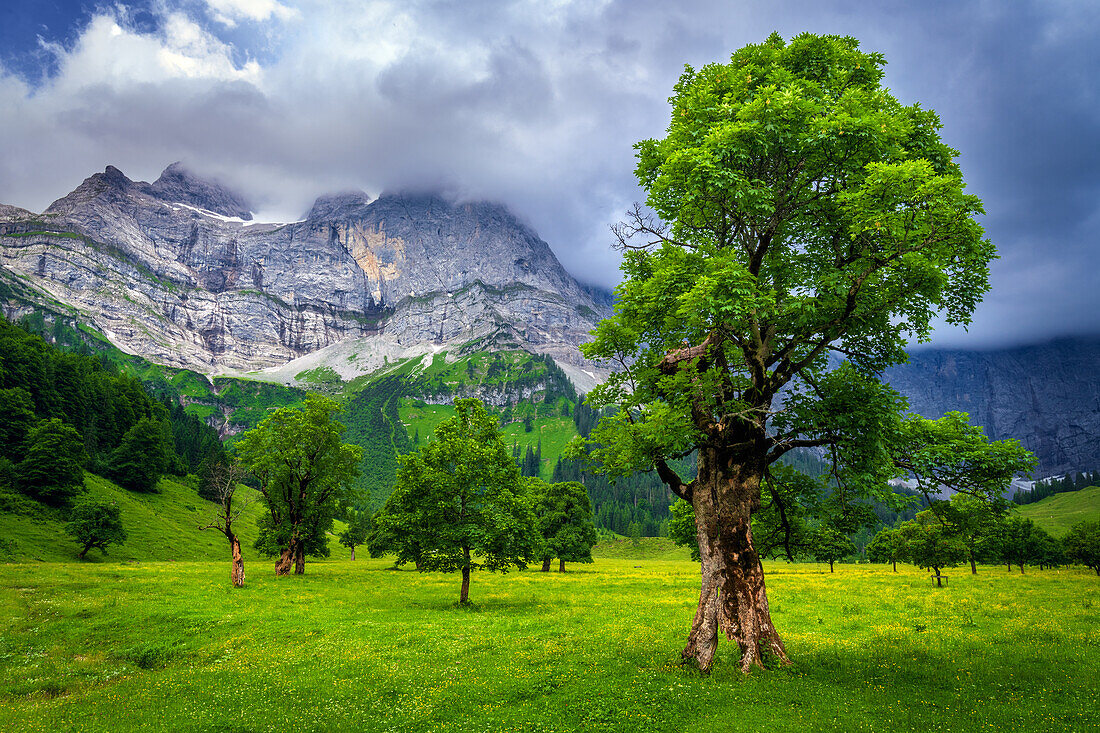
[
  {"left": 0, "top": 164, "right": 609, "bottom": 374},
  {"left": 885, "top": 338, "right": 1100, "bottom": 476}
]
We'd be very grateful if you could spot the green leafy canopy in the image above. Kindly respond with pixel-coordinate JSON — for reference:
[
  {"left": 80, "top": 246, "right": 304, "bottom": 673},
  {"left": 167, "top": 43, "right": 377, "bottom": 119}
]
[
  {"left": 582, "top": 33, "right": 996, "bottom": 484},
  {"left": 371, "top": 399, "right": 539, "bottom": 583}
]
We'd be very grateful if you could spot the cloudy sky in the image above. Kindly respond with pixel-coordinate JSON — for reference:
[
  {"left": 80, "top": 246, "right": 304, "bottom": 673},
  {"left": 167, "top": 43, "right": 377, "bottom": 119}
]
[{"left": 0, "top": 0, "right": 1097, "bottom": 349}]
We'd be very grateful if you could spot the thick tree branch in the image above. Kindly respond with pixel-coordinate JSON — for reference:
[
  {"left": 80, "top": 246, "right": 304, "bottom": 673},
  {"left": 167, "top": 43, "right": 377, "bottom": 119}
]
[
  {"left": 658, "top": 331, "right": 719, "bottom": 374},
  {"left": 655, "top": 458, "right": 694, "bottom": 502},
  {"left": 766, "top": 437, "right": 835, "bottom": 464}
]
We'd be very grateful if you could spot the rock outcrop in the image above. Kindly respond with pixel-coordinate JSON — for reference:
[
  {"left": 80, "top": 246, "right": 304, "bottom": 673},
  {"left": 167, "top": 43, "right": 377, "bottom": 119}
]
[
  {"left": 0, "top": 164, "right": 610, "bottom": 374},
  {"left": 885, "top": 338, "right": 1100, "bottom": 475}
]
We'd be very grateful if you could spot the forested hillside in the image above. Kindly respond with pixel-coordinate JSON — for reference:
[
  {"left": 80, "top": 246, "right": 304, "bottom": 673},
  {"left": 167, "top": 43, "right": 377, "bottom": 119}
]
[{"left": 0, "top": 315, "right": 222, "bottom": 505}]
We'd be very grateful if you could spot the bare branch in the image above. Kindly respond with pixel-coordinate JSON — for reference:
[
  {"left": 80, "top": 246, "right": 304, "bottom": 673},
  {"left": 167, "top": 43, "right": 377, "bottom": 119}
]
[{"left": 612, "top": 203, "right": 697, "bottom": 251}]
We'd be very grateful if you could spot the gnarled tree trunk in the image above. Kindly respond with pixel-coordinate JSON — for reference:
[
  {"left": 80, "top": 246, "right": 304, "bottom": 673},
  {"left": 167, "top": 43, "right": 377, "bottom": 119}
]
[
  {"left": 559, "top": 558, "right": 566, "bottom": 573},
  {"left": 229, "top": 535, "right": 244, "bottom": 588},
  {"left": 275, "top": 535, "right": 301, "bottom": 576},
  {"left": 294, "top": 543, "right": 306, "bottom": 575},
  {"left": 682, "top": 447, "right": 790, "bottom": 674},
  {"left": 541, "top": 557, "right": 552, "bottom": 572}
]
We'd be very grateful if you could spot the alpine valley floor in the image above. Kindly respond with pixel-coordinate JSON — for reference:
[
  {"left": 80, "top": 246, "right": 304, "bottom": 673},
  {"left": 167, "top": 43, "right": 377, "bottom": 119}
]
[{"left": 1, "top": 553, "right": 1097, "bottom": 732}]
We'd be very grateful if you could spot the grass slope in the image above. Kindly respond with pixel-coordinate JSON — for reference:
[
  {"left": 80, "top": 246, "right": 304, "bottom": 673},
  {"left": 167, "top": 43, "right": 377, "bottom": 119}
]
[
  {"left": 1016, "top": 485, "right": 1100, "bottom": 536},
  {"left": 0, "top": 474, "right": 352, "bottom": 565},
  {"left": 0, "top": 559, "right": 1097, "bottom": 731}
]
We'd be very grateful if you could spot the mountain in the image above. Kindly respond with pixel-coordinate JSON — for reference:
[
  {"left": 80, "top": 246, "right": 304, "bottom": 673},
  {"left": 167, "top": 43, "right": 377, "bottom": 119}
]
[
  {"left": 885, "top": 338, "right": 1100, "bottom": 476},
  {"left": 0, "top": 164, "right": 609, "bottom": 378}
]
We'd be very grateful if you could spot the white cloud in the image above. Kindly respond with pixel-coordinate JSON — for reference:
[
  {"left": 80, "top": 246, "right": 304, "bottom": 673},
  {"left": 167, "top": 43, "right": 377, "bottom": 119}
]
[
  {"left": 1, "top": 0, "right": 1099, "bottom": 347},
  {"left": 48, "top": 11, "right": 262, "bottom": 92},
  {"left": 205, "top": 0, "right": 299, "bottom": 27}
]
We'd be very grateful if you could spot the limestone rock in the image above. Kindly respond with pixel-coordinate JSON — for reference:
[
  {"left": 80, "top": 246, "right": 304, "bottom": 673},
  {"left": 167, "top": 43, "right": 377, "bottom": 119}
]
[
  {"left": 1, "top": 164, "right": 611, "bottom": 380},
  {"left": 885, "top": 338, "right": 1100, "bottom": 475}
]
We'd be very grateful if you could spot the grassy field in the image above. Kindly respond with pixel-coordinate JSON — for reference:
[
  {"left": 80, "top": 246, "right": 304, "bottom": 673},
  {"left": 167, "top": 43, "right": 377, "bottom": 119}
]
[
  {"left": 1016, "top": 485, "right": 1100, "bottom": 536},
  {"left": 1, "top": 556, "right": 1097, "bottom": 732}
]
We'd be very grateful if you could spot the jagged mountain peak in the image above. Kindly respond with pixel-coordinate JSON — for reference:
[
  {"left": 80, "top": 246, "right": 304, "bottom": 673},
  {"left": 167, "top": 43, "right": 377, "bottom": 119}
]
[
  {"left": 101, "top": 165, "right": 132, "bottom": 185},
  {"left": 305, "top": 190, "right": 372, "bottom": 221},
  {"left": 147, "top": 162, "right": 253, "bottom": 220},
  {"left": 43, "top": 163, "right": 253, "bottom": 221},
  {"left": 3, "top": 163, "right": 611, "bottom": 381},
  {"left": 44, "top": 166, "right": 137, "bottom": 215}
]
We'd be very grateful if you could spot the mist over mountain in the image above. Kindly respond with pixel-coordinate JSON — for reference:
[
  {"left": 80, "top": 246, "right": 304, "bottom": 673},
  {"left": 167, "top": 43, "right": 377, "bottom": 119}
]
[
  {"left": 0, "top": 163, "right": 610, "bottom": 378},
  {"left": 2, "top": 163, "right": 1098, "bottom": 476}
]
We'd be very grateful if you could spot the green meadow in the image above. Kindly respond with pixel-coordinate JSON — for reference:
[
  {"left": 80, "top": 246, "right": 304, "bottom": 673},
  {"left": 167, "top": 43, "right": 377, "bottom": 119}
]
[
  {"left": 1, "top": 557, "right": 1097, "bottom": 732},
  {"left": 1017, "top": 485, "right": 1100, "bottom": 536}
]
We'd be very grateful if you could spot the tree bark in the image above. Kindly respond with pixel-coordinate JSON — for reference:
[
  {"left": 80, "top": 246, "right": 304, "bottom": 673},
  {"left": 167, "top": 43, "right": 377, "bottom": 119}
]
[
  {"left": 829, "top": 560, "right": 834, "bottom": 573},
  {"left": 229, "top": 535, "right": 244, "bottom": 588},
  {"left": 682, "top": 447, "right": 790, "bottom": 674},
  {"left": 275, "top": 535, "right": 301, "bottom": 576},
  {"left": 294, "top": 542, "right": 306, "bottom": 575},
  {"left": 460, "top": 545, "right": 471, "bottom": 604},
  {"left": 892, "top": 559, "right": 897, "bottom": 572},
  {"left": 350, "top": 545, "right": 356, "bottom": 561},
  {"left": 969, "top": 554, "right": 977, "bottom": 575},
  {"left": 559, "top": 558, "right": 566, "bottom": 573},
  {"left": 79, "top": 544, "right": 90, "bottom": 560},
  {"left": 541, "top": 557, "right": 551, "bottom": 572}
]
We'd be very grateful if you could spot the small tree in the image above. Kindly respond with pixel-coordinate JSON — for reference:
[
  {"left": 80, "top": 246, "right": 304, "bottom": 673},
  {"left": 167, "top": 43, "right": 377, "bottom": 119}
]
[
  {"left": 866, "top": 527, "right": 906, "bottom": 572},
  {"left": 809, "top": 527, "right": 854, "bottom": 572},
  {"left": 1033, "top": 529, "right": 1066, "bottom": 570},
  {"left": 16, "top": 418, "right": 86, "bottom": 506},
  {"left": 1000, "top": 516, "right": 1043, "bottom": 574},
  {"left": 530, "top": 478, "right": 597, "bottom": 572},
  {"left": 106, "top": 417, "right": 174, "bottom": 493},
  {"left": 197, "top": 458, "right": 251, "bottom": 587},
  {"left": 933, "top": 493, "right": 1008, "bottom": 575},
  {"left": 371, "top": 399, "right": 538, "bottom": 604},
  {"left": 67, "top": 500, "right": 126, "bottom": 559},
  {"left": 339, "top": 507, "right": 371, "bottom": 561},
  {"left": 236, "top": 394, "right": 362, "bottom": 575},
  {"left": 898, "top": 511, "right": 966, "bottom": 584},
  {"left": 1063, "top": 520, "right": 1100, "bottom": 575}
]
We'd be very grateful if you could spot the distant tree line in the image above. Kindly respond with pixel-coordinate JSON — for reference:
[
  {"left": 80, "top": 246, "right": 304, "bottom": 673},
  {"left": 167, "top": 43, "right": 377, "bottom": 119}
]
[{"left": 869, "top": 501, "right": 1100, "bottom": 578}]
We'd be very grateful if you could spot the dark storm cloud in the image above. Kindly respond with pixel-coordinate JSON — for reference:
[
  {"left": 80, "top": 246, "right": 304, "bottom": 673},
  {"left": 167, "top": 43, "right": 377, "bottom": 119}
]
[{"left": 0, "top": 0, "right": 1097, "bottom": 348}]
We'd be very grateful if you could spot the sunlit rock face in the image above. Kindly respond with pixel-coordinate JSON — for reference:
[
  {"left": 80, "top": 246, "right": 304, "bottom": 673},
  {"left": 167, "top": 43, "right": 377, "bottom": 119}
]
[{"left": 0, "top": 164, "right": 610, "bottom": 374}]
